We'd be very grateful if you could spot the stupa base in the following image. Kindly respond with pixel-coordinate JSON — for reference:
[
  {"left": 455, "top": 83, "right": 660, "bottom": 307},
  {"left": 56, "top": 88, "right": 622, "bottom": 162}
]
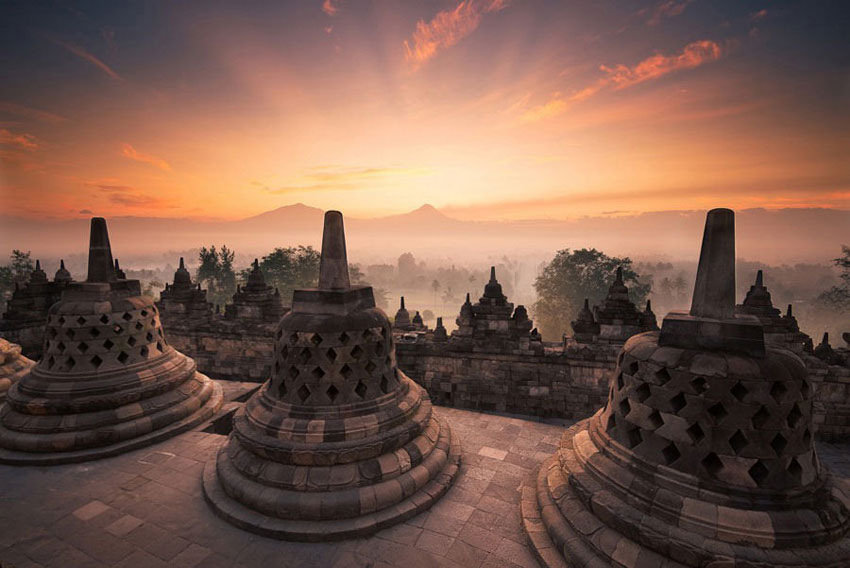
[
  {"left": 0, "top": 377, "right": 223, "bottom": 466},
  {"left": 202, "top": 420, "right": 461, "bottom": 542}
]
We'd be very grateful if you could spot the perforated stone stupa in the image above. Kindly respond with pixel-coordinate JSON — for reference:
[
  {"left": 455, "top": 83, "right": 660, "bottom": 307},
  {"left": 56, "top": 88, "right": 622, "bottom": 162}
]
[
  {"left": 203, "top": 211, "right": 461, "bottom": 541},
  {"left": 157, "top": 257, "right": 214, "bottom": 328},
  {"left": 224, "top": 259, "right": 285, "bottom": 322},
  {"left": 0, "top": 218, "right": 222, "bottom": 465},
  {"left": 0, "top": 339, "right": 34, "bottom": 403},
  {"left": 523, "top": 208, "right": 850, "bottom": 567}
]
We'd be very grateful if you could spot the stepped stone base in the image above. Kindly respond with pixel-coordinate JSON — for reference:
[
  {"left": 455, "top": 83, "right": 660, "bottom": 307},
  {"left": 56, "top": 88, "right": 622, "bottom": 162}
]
[
  {"left": 202, "top": 415, "right": 461, "bottom": 541},
  {"left": 0, "top": 377, "right": 223, "bottom": 465}
]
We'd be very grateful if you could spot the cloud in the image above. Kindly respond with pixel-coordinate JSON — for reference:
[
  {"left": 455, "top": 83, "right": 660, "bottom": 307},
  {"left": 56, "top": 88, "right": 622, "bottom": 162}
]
[
  {"left": 322, "top": 0, "right": 340, "bottom": 16},
  {"left": 646, "top": 1, "right": 692, "bottom": 26},
  {"left": 521, "top": 40, "right": 724, "bottom": 123},
  {"left": 0, "top": 101, "right": 66, "bottom": 123},
  {"left": 50, "top": 38, "right": 122, "bottom": 80},
  {"left": 0, "top": 128, "right": 39, "bottom": 150},
  {"left": 404, "top": 0, "right": 509, "bottom": 67},
  {"left": 120, "top": 143, "right": 172, "bottom": 171},
  {"left": 79, "top": 209, "right": 93, "bottom": 214},
  {"left": 88, "top": 182, "right": 175, "bottom": 208},
  {"left": 268, "top": 165, "right": 430, "bottom": 194},
  {"left": 750, "top": 9, "right": 768, "bottom": 22}
]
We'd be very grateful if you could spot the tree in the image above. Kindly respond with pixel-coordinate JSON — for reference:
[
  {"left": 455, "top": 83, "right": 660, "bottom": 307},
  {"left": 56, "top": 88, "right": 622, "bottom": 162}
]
[
  {"left": 816, "top": 245, "right": 850, "bottom": 311},
  {"left": 431, "top": 279, "right": 440, "bottom": 310},
  {"left": 0, "top": 250, "right": 34, "bottom": 300},
  {"left": 422, "top": 309, "right": 435, "bottom": 322},
  {"left": 533, "top": 248, "right": 650, "bottom": 340},
  {"left": 245, "top": 246, "right": 321, "bottom": 303},
  {"left": 196, "top": 245, "right": 238, "bottom": 308}
]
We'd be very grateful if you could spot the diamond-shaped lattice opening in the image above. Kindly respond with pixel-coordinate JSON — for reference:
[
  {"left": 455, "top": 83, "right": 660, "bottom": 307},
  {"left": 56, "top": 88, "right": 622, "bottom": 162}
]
[
  {"left": 61, "top": 356, "right": 76, "bottom": 371},
  {"left": 364, "top": 360, "right": 377, "bottom": 374},
  {"left": 279, "top": 345, "right": 289, "bottom": 359},
  {"left": 351, "top": 345, "right": 364, "bottom": 360},
  {"left": 374, "top": 342, "right": 384, "bottom": 356},
  {"left": 729, "top": 430, "right": 748, "bottom": 455},
  {"left": 702, "top": 452, "right": 723, "bottom": 476},
  {"left": 77, "top": 342, "right": 89, "bottom": 353},
  {"left": 803, "top": 428, "right": 812, "bottom": 446},
  {"left": 787, "top": 404, "right": 803, "bottom": 428},
  {"left": 338, "top": 332, "right": 350, "bottom": 344},
  {"left": 277, "top": 380, "right": 287, "bottom": 397},
  {"left": 340, "top": 364, "right": 353, "bottom": 379},
  {"left": 140, "top": 309, "right": 148, "bottom": 317},
  {"left": 274, "top": 361, "right": 280, "bottom": 375},
  {"left": 99, "top": 314, "right": 109, "bottom": 324},
  {"left": 91, "top": 355, "right": 103, "bottom": 368},
  {"left": 297, "top": 384, "right": 311, "bottom": 402},
  {"left": 800, "top": 380, "right": 810, "bottom": 398},
  {"left": 299, "top": 349, "right": 312, "bottom": 365},
  {"left": 787, "top": 457, "right": 803, "bottom": 482},
  {"left": 114, "top": 325, "right": 124, "bottom": 335},
  {"left": 661, "top": 442, "right": 681, "bottom": 465},
  {"left": 708, "top": 402, "right": 728, "bottom": 424},
  {"left": 127, "top": 336, "right": 136, "bottom": 347},
  {"left": 628, "top": 361, "right": 640, "bottom": 376},
  {"left": 635, "top": 382, "right": 651, "bottom": 403},
  {"left": 326, "top": 384, "right": 339, "bottom": 402},
  {"left": 145, "top": 332, "right": 153, "bottom": 342},
  {"left": 117, "top": 351, "right": 129, "bottom": 364},
  {"left": 90, "top": 327, "right": 101, "bottom": 338},
  {"left": 691, "top": 377, "right": 707, "bottom": 394},
  {"left": 275, "top": 329, "right": 283, "bottom": 340},
  {"left": 355, "top": 381, "right": 368, "bottom": 399},
  {"left": 140, "top": 346, "right": 149, "bottom": 357},
  {"left": 655, "top": 368, "right": 672, "bottom": 385},
  {"left": 619, "top": 398, "right": 631, "bottom": 417},
  {"left": 751, "top": 406, "right": 770, "bottom": 429},
  {"left": 362, "top": 329, "right": 372, "bottom": 340},
  {"left": 49, "top": 327, "right": 58, "bottom": 339},
  {"left": 606, "top": 413, "right": 616, "bottom": 432},
  {"left": 686, "top": 422, "right": 705, "bottom": 443},
  {"left": 122, "top": 312, "right": 133, "bottom": 321},
  {"left": 380, "top": 375, "right": 390, "bottom": 394},
  {"left": 731, "top": 381, "right": 748, "bottom": 402},
  {"left": 770, "top": 433, "right": 788, "bottom": 455},
  {"left": 288, "top": 366, "right": 299, "bottom": 380},
  {"left": 381, "top": 326, "right": 388, "bottom": 339},
  {"left": 57, "top": 341, "right": 66, "bottom": 352},
  {"left": 770, "top": 381, "right": 788, "bottom": 403},
  {"left": 670, "top": 392, "right": 686, "bottom": 413},
  {"left": 134, "top": 321, "right": 143, "bottom": 331},
  {"left": 103, "top": 339, "right": 114, "bottom": 350},
  {"left": 625, "top": 427, "right": 642, "bottom": 449},
  {"left": 326, "top": 348, "right": 337, "bottom": 362},
  {"left": 310, "top": 333, "right": 323, "bottom": 347},
  {"left": 66, "top": 329, "right": 75, "bottom": 339},
  {"left": 648, "top": 410, "right": 663, "bottom": 429},
  {"left": 76, "top": 316, "right": 87, "bottom": 326},
  {"left": 616, "top": 373, "right": 624, "bottom": 390},
  {"left": 156, "top": 342, "right": 163, "bottom": 352},
  {"left": 289, "top": 332, "right": 299, "bottom": 346},
  {"left": 311, "top": 366, "right": 325, "bottom": 379},
  {"left": 47, "top": 356, "right": 55, "bottom": 369},
  {"left": 749, "top": 461, "right": 769, "bottom": 487}
]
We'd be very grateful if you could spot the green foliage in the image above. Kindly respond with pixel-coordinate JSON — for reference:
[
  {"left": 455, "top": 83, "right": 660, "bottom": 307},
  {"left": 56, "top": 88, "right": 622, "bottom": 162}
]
[
  {"left": 0, "top": 250, "right": 34, "bottom": 300},
  {"left": 816, "top": 245, "right": 850, "bottom": 311},
  {"left": 533, "top": 248, "right": 650, "bottom": 340},
  {"left": 196, "top": 245, "right": 237, "bottom": 308}
]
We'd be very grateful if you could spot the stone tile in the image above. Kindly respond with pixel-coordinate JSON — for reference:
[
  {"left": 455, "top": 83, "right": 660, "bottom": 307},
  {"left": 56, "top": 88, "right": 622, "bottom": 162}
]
[
  {"left": 114, "top": 549, "right": 170, "bottom": 568},
  {"left": 105, "top": 514, "right": 144, "bottom": 537},
  {"left": 492, "top": 537, "right": 538, "bottom": 568},
  {"left": 67, "top": 527, "right": 135, "bottom": 565},
  {"left": 446, "top": 539, "right": 489, "bottom": 568},
  {"left": 415, "top": 529, "right": 455, "bottom": 556},
  {"left": 479, "top": 447, "right": 509, "bottom": 461},
  {"left": 378, "top": 523, "right": 423, "bottom": 546},
  {"left": 170, "top": 544, "right": 213, "bottom": 568},
  {"left": 72, "top": 500, "right": 112, "bottom": 521}
]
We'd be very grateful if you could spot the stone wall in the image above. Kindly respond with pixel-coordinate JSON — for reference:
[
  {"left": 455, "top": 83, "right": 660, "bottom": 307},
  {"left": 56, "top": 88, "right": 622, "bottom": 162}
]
[
  {"left": 807, "top": 354, "right": 850, "bottom": 441},
  {"left": 165, "top": 324, "right": 275, "bottom": 382},
  {"left": 0, "top": 321, "right": 45, "bottom": 360},
  {"left": 395, "top": 341, "right": 616, "bottom": 420}
]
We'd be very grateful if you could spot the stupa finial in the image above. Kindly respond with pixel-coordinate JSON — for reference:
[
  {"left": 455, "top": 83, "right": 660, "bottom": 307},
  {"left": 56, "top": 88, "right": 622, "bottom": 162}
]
[
  {"left": 401, "top": 296, "right": 406, "bottom": 309},
  {"left": 86, "top": 217, "right": 116, "bottom": 283},
  {"left": 489, "top": 266, "right": 496, "bottom": 282},
  {"left": 689, "top": 208, "right": 735, "bottom": 319},
  {"left": 318, "top": 211, "right": 350, "bottom": 290},
  {"left": 179, "top": 257, "right": 185, "bottom": 269},
  {"left": 615, "top": 266, "right": 623, "bottom": 283},
  {"left": 755, "top": 269, "right": 763, "bottom": 287}
]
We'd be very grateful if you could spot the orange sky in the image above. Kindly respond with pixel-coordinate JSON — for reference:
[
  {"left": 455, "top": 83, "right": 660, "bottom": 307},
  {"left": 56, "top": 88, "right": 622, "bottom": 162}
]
[{"left": 1, "top": 1, "right": 848, "bottom": 221}]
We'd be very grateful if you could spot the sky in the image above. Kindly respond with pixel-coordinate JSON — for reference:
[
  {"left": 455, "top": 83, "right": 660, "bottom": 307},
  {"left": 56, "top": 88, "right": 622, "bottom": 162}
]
[{"left": 0, "top": 0, "right": 848, "bottom": 221}]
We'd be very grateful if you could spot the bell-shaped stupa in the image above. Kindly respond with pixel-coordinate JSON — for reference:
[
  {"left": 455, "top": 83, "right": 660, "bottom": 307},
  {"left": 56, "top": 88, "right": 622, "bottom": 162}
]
[
  {"left": 0, "top": 218, "right": 223, "bottom": 464},
  {"left": 523, "top": 208, "right": 850, "bottom": 567},
  {"left": 203, "top": 211, "right": 461, "bottom": 540}
]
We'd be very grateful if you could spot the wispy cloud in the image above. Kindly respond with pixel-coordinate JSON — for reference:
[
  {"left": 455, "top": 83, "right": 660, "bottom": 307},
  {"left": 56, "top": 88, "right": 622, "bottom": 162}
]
[
  {"left": 404, "top": 0, "right": 509, "bottom": 67},
  {"left": 268, "top": 165, "right": 430, "bottom": 194},
  {"left": 50, "top": 38, "right": 122, "bottom": 80},
  {"left": 0, "top": 128, "right": 40, "bottom": 150},
  {"left": 322, "top": 0, "right": 340, "bottom": 16},
  {"left": 120, "top": 143, "right": 172, "bottom": 171},
  {"left": 0, "top": 101, "right": 66, "bottom": 123},
  {"left": 750, "top": 9, "right": 768, "bottom": 22},
  {"left": 521, "top": 40, "right": 724, "bottom": 122},
  {"left": 87, "top": 181, "right": 175, "bottom": 208},
  {"left": 645, "top": 1, "right": 692, "bottom": 26}
]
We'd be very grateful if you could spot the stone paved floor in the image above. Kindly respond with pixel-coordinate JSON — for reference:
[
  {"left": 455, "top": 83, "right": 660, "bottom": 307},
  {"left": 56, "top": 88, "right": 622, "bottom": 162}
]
[{"left": 1, "top": 394, "right": 849, "bottom": 568}]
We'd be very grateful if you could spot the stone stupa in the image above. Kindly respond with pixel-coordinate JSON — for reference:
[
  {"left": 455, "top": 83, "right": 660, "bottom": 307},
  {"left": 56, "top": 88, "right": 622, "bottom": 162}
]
[
  {"left": 522, "top": 208, "right": 850, "bottom": 567},
  {"left": 0, "top": 218, "right": 223, "bottom": 465},
  {"left": 203, "top": 211, "right": 461, "bottom": 540},
  {"left": 0, "top": 339, "right": 34, "bottom": 403}
]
